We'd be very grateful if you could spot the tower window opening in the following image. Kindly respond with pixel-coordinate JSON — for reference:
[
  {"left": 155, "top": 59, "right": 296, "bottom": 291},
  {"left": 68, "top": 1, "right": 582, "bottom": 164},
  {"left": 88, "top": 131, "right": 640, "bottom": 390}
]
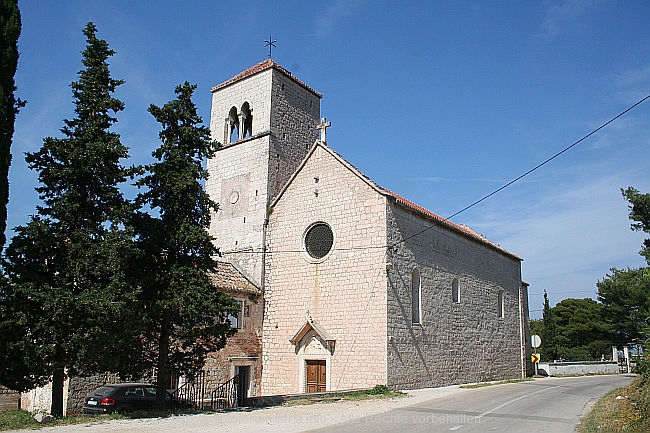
[
  {"left": 498, "top": 290, "right": 505, "bottom": 318},
  {"left": 241, "top": 102, "right": 252, "bottom": 138},
  {"left": 412, "top": 268, "right": 421, "bottom": 324},
  {"left": 452, "top": 278, "right": 460, "bottom": 303},
  {"left": 228, "top": 106, "right": 239, "bottom": 144}
]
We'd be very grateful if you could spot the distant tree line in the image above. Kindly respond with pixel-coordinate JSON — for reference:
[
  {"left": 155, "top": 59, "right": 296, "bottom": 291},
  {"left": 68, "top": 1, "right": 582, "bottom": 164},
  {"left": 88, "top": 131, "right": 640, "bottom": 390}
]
[
  {"left": 0, "top": 21, "right": 238, "bottom": 417},
  {"left": 531, "top": 187, "right": 650, "bottom": 362}
]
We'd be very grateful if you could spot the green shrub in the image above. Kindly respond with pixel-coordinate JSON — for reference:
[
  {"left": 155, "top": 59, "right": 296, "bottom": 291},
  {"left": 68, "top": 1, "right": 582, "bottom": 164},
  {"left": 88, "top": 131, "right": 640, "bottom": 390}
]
[
  {"left": 367, "top": 384, "right": 391, "bottom": 395},
  {"left": 634, "top": 355, "right": 650, "bottom": 380}
]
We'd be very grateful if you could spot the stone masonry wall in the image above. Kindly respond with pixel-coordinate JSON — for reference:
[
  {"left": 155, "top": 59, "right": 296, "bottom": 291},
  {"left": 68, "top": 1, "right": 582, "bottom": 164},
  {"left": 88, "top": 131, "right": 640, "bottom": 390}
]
[
  {"left": 206, "top": 136, "right": 271, "bottom": 285},
  {"left": 207, "top": 66, "right": 320, "bottom": 286},
  {"left": 386, "top": 203, "right": 524, "bottom": 389},
  {"left": 202, "top": 293, "right": 263, "bottom": 396},
  {"left": 268, "top": 68, "right": 320, "bottom": 200},
  {"left": 263, "top": 144, "right": 388, "bottom": 395},
  {"left": 65, "top": 373, "right": 120, "bottom": 414},
  {"left": 19, "top": 372, "right": 120, "bottom": 416},
  {"left": 209, "top": 68, "right": 275, "bottom": 145},
  {"left": 520, "top": 284, "right": 534, "bottom": 377},
  {"left": 207, "top": 68, "right": 275, "bottom": 285}
]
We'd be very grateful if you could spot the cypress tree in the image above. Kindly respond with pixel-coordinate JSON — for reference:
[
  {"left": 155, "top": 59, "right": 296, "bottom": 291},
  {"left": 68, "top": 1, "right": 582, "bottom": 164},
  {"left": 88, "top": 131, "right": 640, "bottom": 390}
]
[
  {"left": 134, "top": 82, "right": 237, "bottom": 408},
  {"left": 0, "top": 0, "right": 25, "bottom": 248},
  {"left": 1, "top": 23, "right": 133, "bottom": 417},
  {"left": 541, "top": 290, "right": 558, "bottom": 361}
]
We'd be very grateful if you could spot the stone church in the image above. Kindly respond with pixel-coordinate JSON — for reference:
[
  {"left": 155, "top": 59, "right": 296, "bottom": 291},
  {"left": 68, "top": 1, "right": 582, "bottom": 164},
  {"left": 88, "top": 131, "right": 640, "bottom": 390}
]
[
  {"left": 12, "top": 59, "right": 531, "bottom": 415},
  {"left": 204, "top": 59, "right": 532, "bottom": 398}
]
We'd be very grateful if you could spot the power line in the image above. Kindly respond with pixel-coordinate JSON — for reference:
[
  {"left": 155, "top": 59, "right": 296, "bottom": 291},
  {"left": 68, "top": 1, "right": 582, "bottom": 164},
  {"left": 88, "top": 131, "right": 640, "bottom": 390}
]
[
  {"left": 391, "top": 94, "right": 650, "bottom": 249},
  {"left": 220, "top": 94, "right": 650, "bottom": 256}
]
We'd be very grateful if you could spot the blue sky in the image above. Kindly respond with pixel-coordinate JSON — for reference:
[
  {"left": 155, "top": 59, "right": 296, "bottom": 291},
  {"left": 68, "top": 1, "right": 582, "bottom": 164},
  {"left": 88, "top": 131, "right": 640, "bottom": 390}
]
[{"left": 10, "top": 1, "right": 650, "bottom": 319}]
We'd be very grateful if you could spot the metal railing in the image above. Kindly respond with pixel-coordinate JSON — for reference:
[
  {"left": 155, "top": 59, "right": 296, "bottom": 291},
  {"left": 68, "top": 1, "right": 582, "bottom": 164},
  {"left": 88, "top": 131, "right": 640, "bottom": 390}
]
[
  {"left": 208, "top": 374, "right": 239, "bottom": 410},
  {"left": 169, "top": 372, "right": 206, "bottom": 410}
]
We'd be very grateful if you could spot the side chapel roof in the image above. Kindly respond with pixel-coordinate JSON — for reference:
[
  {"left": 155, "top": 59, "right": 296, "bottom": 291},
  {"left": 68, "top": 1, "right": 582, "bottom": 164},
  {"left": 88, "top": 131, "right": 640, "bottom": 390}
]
[
  {"left": 272, "top": 141, "right": 521, "bottom": 261},
  {"left": 209, "top": 261, "right": 260, "bottom": 295}
]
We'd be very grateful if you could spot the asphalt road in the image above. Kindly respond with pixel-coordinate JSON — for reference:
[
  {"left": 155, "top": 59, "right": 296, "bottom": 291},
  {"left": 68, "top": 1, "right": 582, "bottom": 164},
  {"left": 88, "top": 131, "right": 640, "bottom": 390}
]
[
  {"left": 306, "top": 375, "right": 634, "bottom": 433},
  {"left": 10, "top": 375, "right": 634, "bottom": 433}
]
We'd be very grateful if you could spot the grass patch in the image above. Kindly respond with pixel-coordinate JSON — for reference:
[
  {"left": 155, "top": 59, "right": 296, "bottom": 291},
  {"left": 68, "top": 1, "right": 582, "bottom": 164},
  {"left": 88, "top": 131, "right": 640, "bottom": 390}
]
[
  {"left": 0, "top": 386, "right": 401, "bottom": 429},
  {"left": 577, "top": 376, "right": 650, "bottom": 433},
  {"left": 0, "top": 407, "right": 201, "bottom": 431},
  {"left": 0, "top": 410, "right": 39, "bottom": 431},
  {"left": 282, "top": 385, "right": 405, "bottom": 406},
  {"left": 459, "top": 377, "right": 534, "bottom": 389},
  {"left": 0, "top": 410, "right": 132, "bottom": 431}
]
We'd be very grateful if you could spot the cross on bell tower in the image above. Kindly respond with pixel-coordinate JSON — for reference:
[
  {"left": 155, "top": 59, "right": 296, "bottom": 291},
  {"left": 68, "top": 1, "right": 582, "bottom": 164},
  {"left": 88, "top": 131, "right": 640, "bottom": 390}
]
[
  {"left": 264, "top": 37, "right": 277, "bottom": 59},
  {"left": 316, "top": 117, "right": 331, "bottom": 144}
]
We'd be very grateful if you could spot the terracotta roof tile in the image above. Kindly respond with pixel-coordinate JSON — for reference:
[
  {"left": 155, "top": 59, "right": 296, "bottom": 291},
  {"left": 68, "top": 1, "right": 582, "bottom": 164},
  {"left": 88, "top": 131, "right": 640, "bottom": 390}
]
[
  {"left": 209, "top": 261, "right": 259, "bottom": 294},
  {"left": 384, "top": 189, "right": 520, "bottom": 260},
  {"left": 211, "top": 59, "right": 322, "bottom": 98}
]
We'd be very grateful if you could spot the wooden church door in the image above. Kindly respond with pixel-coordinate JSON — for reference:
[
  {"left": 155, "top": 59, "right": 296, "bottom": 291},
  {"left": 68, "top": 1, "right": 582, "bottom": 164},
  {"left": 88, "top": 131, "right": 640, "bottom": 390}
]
[{"left": 306, "top": 360, "right": 327, "bottom": 393}]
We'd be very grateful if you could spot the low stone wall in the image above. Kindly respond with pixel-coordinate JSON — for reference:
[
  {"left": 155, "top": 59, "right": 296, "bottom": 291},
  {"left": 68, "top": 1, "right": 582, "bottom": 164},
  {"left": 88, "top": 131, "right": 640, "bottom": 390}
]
[
  {"left": 66, "top": 373, "right": 121, "bottom": 415},
  {"left": 538, "top": 361, "right": 619, "bottom": 376},
  {"left": 20, "top": 373, "right": 122, "bottom": 416},
  {"left": 20, "top": 382, "right": 56, "bottom": 415}
]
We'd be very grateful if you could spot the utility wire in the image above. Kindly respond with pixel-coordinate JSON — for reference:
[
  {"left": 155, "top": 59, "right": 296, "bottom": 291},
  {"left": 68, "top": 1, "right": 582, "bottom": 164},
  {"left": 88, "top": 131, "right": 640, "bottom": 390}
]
[
  {"left": 220, "top": 95, "right": 650, "bottom": 255},
  {"left": 391, "top": 94, "right": 650, "bottom": 249}
]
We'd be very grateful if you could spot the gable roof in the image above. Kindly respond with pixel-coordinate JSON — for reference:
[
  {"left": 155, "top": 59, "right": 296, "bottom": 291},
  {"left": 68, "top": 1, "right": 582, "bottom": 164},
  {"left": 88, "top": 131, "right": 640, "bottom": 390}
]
[
  {"left": 272, "top": 141, "right": 520, "bottom": 261},
  {"left": 211, "top": 59, "right": 322, "bottom": 98},
  {"left": 290, "top": 317, "right": 335, "bottom": 346},
  {"left": 385, "top": 190, "right": 519, "bottom": 259},
  {"left": 209, "top": 261, "right": 260, "bottom": 294}
]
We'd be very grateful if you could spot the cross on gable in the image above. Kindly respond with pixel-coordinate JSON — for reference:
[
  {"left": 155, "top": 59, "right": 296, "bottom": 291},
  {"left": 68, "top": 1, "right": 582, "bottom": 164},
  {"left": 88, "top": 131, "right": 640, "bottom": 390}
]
[{"left": 316, "top": 117, "right": 331, "bottom": 143}]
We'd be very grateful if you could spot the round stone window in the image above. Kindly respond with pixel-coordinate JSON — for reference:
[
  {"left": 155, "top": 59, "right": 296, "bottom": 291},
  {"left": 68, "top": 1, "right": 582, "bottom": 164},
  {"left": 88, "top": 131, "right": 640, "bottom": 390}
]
[{"left": 304, "top": 223, "right": 334, "bottom": 259}]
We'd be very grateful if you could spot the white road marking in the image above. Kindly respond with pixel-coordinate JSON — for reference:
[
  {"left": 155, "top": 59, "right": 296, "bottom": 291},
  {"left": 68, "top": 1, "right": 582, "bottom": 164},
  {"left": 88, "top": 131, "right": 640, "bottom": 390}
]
[{"left": 476, "top": 385, "right": 562, "bottom": 419}]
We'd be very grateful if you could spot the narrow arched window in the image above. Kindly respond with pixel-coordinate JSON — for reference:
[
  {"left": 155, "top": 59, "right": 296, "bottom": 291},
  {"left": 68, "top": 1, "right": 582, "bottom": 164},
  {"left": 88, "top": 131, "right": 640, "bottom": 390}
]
[
  {"left": 241, "top": 102, "right": 252, "bottom": 138},
  {"left": 228, "top": 106, "right": 239, "bottom": 144},
  {"left": 452, "top": 278, "right": 460, "bottom": 303},
  {"left": 411, "top": 268, "right": 421, "bottom": 324},
  {"left": 498, "top": 290, "right": 505, "bottom": 318}
]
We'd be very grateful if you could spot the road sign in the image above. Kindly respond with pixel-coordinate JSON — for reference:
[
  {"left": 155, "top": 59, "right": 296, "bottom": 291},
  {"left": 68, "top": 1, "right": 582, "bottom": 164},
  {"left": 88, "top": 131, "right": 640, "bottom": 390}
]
[
  {"left": 531, "top": 334, "right": 542, "bottom": 348},
  {"left": 531, "top": 354, "right": 540, "bottom": 363}
]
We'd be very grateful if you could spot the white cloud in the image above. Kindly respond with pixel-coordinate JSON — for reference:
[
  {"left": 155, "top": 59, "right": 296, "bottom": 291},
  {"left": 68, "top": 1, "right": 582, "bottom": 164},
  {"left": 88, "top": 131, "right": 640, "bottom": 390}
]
[
  {"left": 314, "top": 0, "right": 366, "bottom": 38},
  {"left": 538, "top": 0, "right": 595, "bottom": 38}
]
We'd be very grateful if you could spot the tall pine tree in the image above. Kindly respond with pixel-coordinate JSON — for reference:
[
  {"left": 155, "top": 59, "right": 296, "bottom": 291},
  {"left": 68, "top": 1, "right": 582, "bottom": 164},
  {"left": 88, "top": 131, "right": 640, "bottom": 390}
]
[
  {"left": 134, "top": 82, "right": 237, "bottom": 408},
  {"left": 0, "top": 0, "right": 25, "bottom": 248},
  {"left": 1, "top": 23, "right": 134, "bottom": 417}
]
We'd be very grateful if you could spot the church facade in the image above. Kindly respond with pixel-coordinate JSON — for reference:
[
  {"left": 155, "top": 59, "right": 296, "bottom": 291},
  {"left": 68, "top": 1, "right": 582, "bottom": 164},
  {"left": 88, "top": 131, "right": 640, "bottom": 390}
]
[{"left": 206, "top": 59, "right": 531, "bottom": 397}]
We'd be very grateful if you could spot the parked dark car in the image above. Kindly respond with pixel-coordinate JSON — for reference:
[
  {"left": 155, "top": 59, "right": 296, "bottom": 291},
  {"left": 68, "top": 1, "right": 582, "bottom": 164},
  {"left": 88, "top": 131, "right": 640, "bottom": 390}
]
[{"left": 83, "top": 383, "right": 164, "bottom": 414}]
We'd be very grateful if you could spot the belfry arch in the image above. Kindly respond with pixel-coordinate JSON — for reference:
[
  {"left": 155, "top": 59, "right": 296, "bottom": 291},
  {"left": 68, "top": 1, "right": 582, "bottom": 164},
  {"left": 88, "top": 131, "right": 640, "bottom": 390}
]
[
  {"left": 241, "top": 102, "right": 252, "bottom": 139},
  {"left": 227, "top": 106, "right": 239, "bottom": 144}
]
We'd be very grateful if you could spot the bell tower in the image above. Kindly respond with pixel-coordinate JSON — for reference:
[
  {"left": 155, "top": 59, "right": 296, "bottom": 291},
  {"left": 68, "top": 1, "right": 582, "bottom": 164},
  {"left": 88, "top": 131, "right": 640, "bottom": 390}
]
[{"left": 206, "top": 60, "right": 322, "bottom": 285}]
